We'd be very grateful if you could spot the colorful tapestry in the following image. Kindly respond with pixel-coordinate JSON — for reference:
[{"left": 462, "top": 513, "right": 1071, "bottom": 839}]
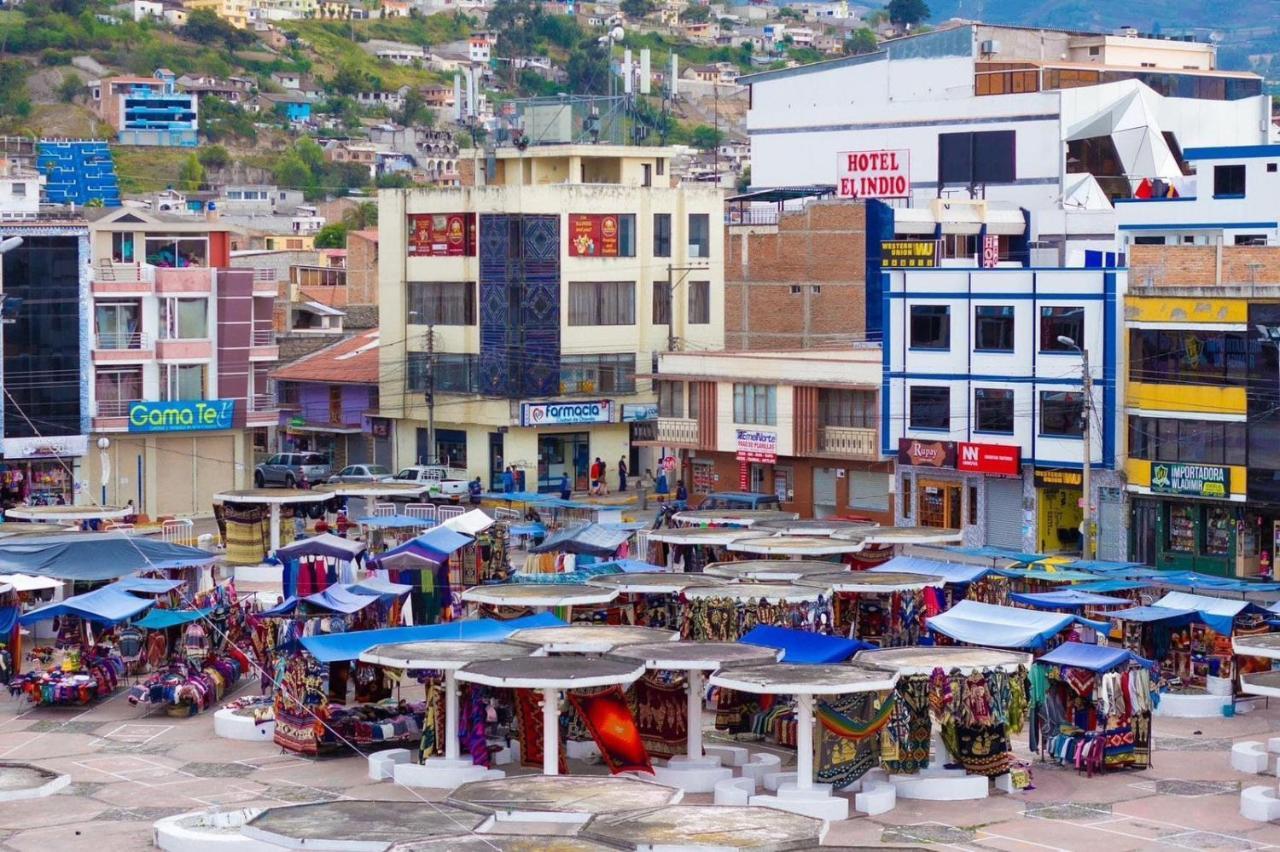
[
  {"left": 515, "top": 688, "right": 566, "bottom": 774},
  {"left": 948, "top": 723, "right": 1012, "bottom": 777},
  {"left": 816, "top": 693, "right": 891, "bottom": 789},
  {"left": 1103, "top": 724, "right": 1136, "bottom": 767},
  {"left": 632, "top": 674, "right": 687, "bottom": 760},
  {"left": 568, "top": 686, "right": 653, "bottom": 775},
  {"left": 417, "top": 682, "right": 446, "bottom": 762},
  {"left": 882, "top": 674, "right": 931, "bottom": 774}
]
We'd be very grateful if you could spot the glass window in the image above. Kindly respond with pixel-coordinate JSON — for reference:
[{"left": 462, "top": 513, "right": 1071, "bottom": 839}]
[
  {"left": 657, "top": 380, "right": 684, "bottom": 418},
  {"left": 910, "top": 304, "right": 950, "bottom": 349},
  {"left": 618, "top": 214, "right": 636, "bottom": 257},
  {"left": 160, "top": 297, "right": 207, "bottom": 339},
  {"left": 687, "top": 382, "right": 700, "bottom": 420},
  {"left": 406, "top": 353, "right": 479, "bottom": 394},
  {"left": 688, "top": 281, "right": 711, "bottom": 324},
  {"left": 653, "top": 213, "right": 671, "bottom": 257},
  {"left": 1129, "top": 329, "right": 1249, "bottom": 386},
  {"left": 652, "top": 280, "right": 671, "bottom": 325},
  {"left": 145, "top": 235, "right": 208, "bottom": 267},
  {"left": 1214, "top": 164, "right": 1246, "bottom": 197},
  {"left": 901, "top": 473, "right": 912, "bottom": 518},
  {"left": 1128, "top": 416, "right": 1248, "bottom": 466},
  {"left": 1040, "top": 306, "right": 1084, "bottom": 351},
  {"left": 568, "top": 281, "right": 635, "bottom": 326},
  {"left": 733, "top": 383, "right": 776, "bottom": 425},
  {"left": 1167, "top": 504, "right": 1196, "bottom": 553},
  {"left": 407, "top": 281, "right": 475, "bottom": 325},
  {"left": 974, "top": 305, "right": 1014, "bottom": 351},
  {"left": 1205, "top": 506, "right": 1233, "bottom": 556},
  {"left": 162, "top": 364, "right": 206, "bottom": 401},
  {"left": 111, "top": 232, "right": 135, "bottom": 263},
  {"left": 95, "top": 301, "right": 141, "bottom": 350},
  {"left": 974, "top": 387, "right": 1014, "bottom": 433},
  {"left": 818, "top": 388, "right": 875, "bottom": 428},
  {"left": 688, "top": 213, "right": 710, "bottom": 258},
  {"left": 94, "top": 367, "right": 142, "bottom": 416},
  {"left": 1040, "top": 391, "right": 1084, "bottom": 437},
  {"left": 560, "top": 354, "right": 636, "bottom": 393},
  {"left": 909, "top": 385, "right": 950, "bottom": 430}
]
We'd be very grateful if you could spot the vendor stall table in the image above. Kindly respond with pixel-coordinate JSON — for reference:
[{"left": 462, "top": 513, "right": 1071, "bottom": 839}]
[
  {"left": 670, "top": 510, "right": 799, "bottom": 528},
  {"left": 212, "top": 488, "right": 329, "bottom": 553},
  {"left": 709, "top": 662, "right": 898, "bottom": 819},
  {"left": 609, "top": 640, "right": 780, "bottom": 791},
  {"left": 459, "top": 583, "right": 618, "bottom": 615},
  {"left": 359, "top": 640, "right": 532, "bottom": 789},
  {"left": 705, "top": 560, "right": 847, "bottom": 582},
  {"left": 585, "top": 572, "right": 728, "bottom": 593},
  {"left": 507, "top": 624, "right": 678, "bottom": 654}
]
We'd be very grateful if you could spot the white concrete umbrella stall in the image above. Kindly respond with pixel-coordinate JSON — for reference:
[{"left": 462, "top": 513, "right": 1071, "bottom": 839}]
[
  {"left": 795, "top": 571, "right": 946, "bottom": 644},
  {"left": 752, "top": 519, "right": 881, "bottom": 537},
  {"left": 726, "top": 535, "right": 871, "bottom": 560},
  {"left": 211, "top": 489, "right": 330, "bottom": 553},
  {"left": 704, "top": 560, "right": 849, "bottom": 583},
  {"left": 608, "top": 640, "right": 780, "bottom": 792},
  {"left": 455, "top": 655, "right": 646, "bottom": 776},
  {"left": 585, "top": 572, "right": 730, "bottom": 636},
  {"left": 708, "top": 662, "right": 900, "bottom": 820},
  {"left": 6, "top": 505, "right": 130, "bottom": 524},
  {"left": 358, "top": 640, "right": 533, "bottom": 789},
  {"left": 507, "top": 624, "right": 679, "bottom": 655},
  {"left": 668, "top": 510, "right": 800, "bottom": 528},
  {"left": 459, "top": 583, "right": 619, "bottom": 618},
  {"left": 831, "top": 526, "right": 965, "bottom": 547}
]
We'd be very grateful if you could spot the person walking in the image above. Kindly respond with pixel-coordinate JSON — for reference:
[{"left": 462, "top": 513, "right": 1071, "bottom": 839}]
[
  {"left": 468, "top": 476, "right": 483, "bottom": 506},
  {"left": 676, "top": 481, "right": 688, "bottom": 504},
  {"left": 502, "top": 466, "right": 514, "bottom": 494},
  {"left": 589, "top": 458, "right": 601, "bottom": 495},
  {"left": 559, "top": 472, "right": 571, "bottom": 501},
  {"left": 598, "top": 458, "right": 609, "bottom": 495},
  {"left": 618, "top": 456, "right": 628, "bottom": 492}
]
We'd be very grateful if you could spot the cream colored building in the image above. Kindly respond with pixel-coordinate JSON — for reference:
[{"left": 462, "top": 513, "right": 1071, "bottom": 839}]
[
  {"left": 184, "top": 0, "right": 250, "bottom": 27},
  {"left": 378, "top": 144, "right": 725, "bottom": 492}
]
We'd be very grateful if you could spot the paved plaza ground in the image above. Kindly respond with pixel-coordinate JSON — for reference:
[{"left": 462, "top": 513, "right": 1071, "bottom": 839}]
[{"left": 0, "top": 673, "right": 1277, "bottom": 850}]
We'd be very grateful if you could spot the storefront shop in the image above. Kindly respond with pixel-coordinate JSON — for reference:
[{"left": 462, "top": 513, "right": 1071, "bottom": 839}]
[
  {"left": 1127, "top": 460, "right": 1250, "bottom": 577},
  {"left": 895, "top": 438, "right": 1028, "bottom": 549},
  {"left": 1034, "top": 468, "right": 1083, "bottom": 555},
  {"left": 0, "top": 435, "right": 86, "bottom": 507}
]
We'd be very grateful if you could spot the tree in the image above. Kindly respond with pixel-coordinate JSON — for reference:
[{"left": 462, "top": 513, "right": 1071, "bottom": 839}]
[
  {"left": 198, "top": 144, "right": 231, "bottom": 171},
  {"left": 887, "top": 0, "right": 928, "bottom": 27},
  {"left": 620, "top": 0, "right": 654, "bottom": 18},
  {"left": 689, "top": 124, "right": 723, "bottom": 151},
  {"left": 184, "top": 8, "right": 251, "bottom": 48},
  {"left": 777, "top": 6, "right": 802, "bottom": 19},
  {"left": 57, "top": 73, "right": 82, "bottom": 104},
  {"left": 682, "top": 3, "right": 711, "bottom": 22},
  {"left": 314, "top": 223, "right": 348, "bottom": 248},
  {"left": 273, "top": 151, "right": 312, "bottom": 194},
  {"left": 342, "top": 200, "right": 378, "bottom": 230},
  {"left": 735, "top": 165, "right": 751, "bottom": 192},
  {"left": 566, "top": 40, "right": 609, "bottom": 95},
  {"left": 845, "top": 27, "right": 878, "bottom": 55},
  {"left": 329, "top": 62, "right": 378, "bottom": 96},
  {"left": 488, "top": 0, "right": 543, "bottom": 84},
  {"left": 397, "top": 89, "right": 435, "bottom": 128},
  {"left": 177, "top": 153, "right": 205, "bottom": 191}
]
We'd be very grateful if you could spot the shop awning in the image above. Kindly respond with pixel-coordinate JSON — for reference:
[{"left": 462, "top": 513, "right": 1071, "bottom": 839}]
[
  {"left": 0, "top": 535, "right": 214, "bottom": 581},
  {"left": 926, "top": 600, "right": 1106, "bottom": 649},
  {"left": 1036, "top": 641, "right": 1154, "bottom": 672},
  {"left": 1153, "top": 591, "right": 1263, "bottom": 635},
  {"left": 20, "top": 585, "right": 155, "bottom": 625},
  {"left": 738, "top": 625, "right": 873, "bottom": 664},
  {"left": 528, "top": 523, "right": 630, "bottom": 557},
  {"left": 276, "top": 533, "right": 367, "bottom": 562},
  {"left": 299, "top": 613, "right": 566, "bottom": 662},
  {"left": 870, "top": 556, "right": 989, "bottom": 584},
  {"left": 1009, "top": 589, "right": 1132, "bottom": 610},
  {"left": 371, "top": 527, "right": 474, "bottom": 569},
  {"left": 1107, "top": 605, "right": 1199, "bottom": 626},
  {"left": 107, "top": 576, "right": 185, "bottom": 594},
  {"left": 133, "top": 607, "right": 214, "bottom": 630}
]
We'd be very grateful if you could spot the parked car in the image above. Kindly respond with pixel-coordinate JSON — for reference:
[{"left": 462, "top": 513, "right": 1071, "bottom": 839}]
[
  {"left": 695, "top": 491, "right": 782, "bottom": 510},
  {"left": 254, "top": 452, "right": 332, "bottom": 488},
  {"left": 381, "top": 465, "right": 470, "bottom": 501},
  {"left": 328, "top": 464, "right": 392, "bottom": 484}
]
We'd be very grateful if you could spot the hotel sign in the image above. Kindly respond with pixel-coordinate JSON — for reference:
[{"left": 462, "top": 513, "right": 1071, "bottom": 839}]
[
  {"left": 1151, "top": 463, "right": 1230, "bottom": 499},
  {"left": 837, "top": 149, "right": 910, "bottom": 199}
]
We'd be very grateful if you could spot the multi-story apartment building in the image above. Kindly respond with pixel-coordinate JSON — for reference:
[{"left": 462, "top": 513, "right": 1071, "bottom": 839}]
[
  {"left": 88, "top": 70, "right": 199, "bottom": 147},
  {"left": 183, "top": 0, "right": 250, "bottom": 27},
  {"left": 645, "top": 349, "right": 891, "bottom": 523},
  {"left": 883, "top": 266, "right": 1127, "bottom": 558},
  {"left": 0, "top": 158, "right": 42, "bottom": 221},
  {"left": 80, "top": 208, "right": 279, "bottom": 517},
  {"left": 379, "top": 144, "right": 724, "bottom": 491}
]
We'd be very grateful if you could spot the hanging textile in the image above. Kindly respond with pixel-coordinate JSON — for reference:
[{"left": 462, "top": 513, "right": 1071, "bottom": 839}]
[
  {"left": 515, "top": 688, "right": 566, "bottom": 774},
  {"left": 631, "top": 673, "right": 687, "bottom": 760},
  {"left": 418, "top": 681, "right": 446, "bottom": 762},
  {"left": 948, "top": 723, "right": 1012, "bottom": 777},
  {"left": 882, "top": 674, "right": 931, "bottom": 774},
  {"left": 461, "top": 686, "right": 491, "bottom": 768},
  {"left": 815, "top": 692, "right": 896, "bottom": 789},
  {"left": 568, "top": 687, "right": 653, "bottom": 775}
]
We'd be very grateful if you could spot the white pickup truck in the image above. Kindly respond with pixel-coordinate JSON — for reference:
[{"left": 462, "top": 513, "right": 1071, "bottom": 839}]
[{"left": 381, "top": 465, "right": 470, "bottom": 502}]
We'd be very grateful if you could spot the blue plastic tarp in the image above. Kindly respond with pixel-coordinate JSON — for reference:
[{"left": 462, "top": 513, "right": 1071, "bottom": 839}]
[
  {"left": 356, "top": 516, "right": 430, "bottom": 529},
  {"left": 0, "top": 606, "right": 18, "bottom": 635},
  {"left": 1106, "top": 605, "right": 1198, "bottom": 626},
  {"left": 1158, "top": 572, "right": 1280, "bottom": 593},
  {"left": 870, "top": 556, "right": 989, "bottom": 584},
  {"left": 303, "top": 585, "right": 381, "bottom": 614},
  {"left": 1073, "top": 579, "right": 1151, "bottom": 593},
  {"left": 1153, "top": 591, "right": 1263, "bottom": 636},
  {"left": 946, "top": 546, "right": 1049, "bottom": 564},
  {"left": 372, "top": 527, "right": 474, "bottom": 569},
  {"left": 591, "top": 559, "right": 667, "bottom": 574},
  {"left": 133, "top": 607, "right": 213, "bottom": 629},
  {"left": 20, "top": 585, "right": 155, "bottom": 625},
  {"left": 991, "top": 567, "right": 1100, "bottom": 583},
  {"left": 528, "top": 523, "right": 631, "bottom": 557},
  {"left": 0, "top": 535, "right": 214, "bottom": 581},
  {"left": 299, "top": 613, "right": 566, "bottom": 662},
  {"left": 108, "top": 576, "right": 185, "bottom": 594},
  {"left": 348, "top": 577, "right": 414, "bottom": 598},
  {"left": 926, "top": 600, "right": 1107, "bottom": 649},
  {"left": 1064, "top": 560, "right": 1158, "bottom": 577},
  {"left": 738, "top": 625, "right": 873, "bottom": 664},
  {"left": 1036, "top": 641, "right": 1154, "bottom": 672},
  {"left": 1009, "top": 590, "right": 1133, "bottom": 610},
  {"left": 276, "top": 533, "right": 366, "bottom": 562},
  {"left": 262, "top": 596, "right": 298, "bottom": 616},
  {"left": 512, "top": 563, "right": 623, "bottom": 584},
  {"left": 509, "top": 523, "right": 546, "bottom": 537}
]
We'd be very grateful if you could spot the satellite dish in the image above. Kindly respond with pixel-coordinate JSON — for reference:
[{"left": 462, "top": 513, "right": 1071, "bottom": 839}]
[{"left": 610, "top": 25, "right": 625, "bottom": 40}]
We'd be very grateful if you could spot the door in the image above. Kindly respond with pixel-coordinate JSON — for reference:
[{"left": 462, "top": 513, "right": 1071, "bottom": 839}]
[
  {"left": 985, "top": 477, "right": 1023, "bottom": 549},
  {"left": 489, "top": 432, "right": 504, "bottom": 491},
  {"left": 918, "top": 479, "right": 961, "bottom": 529},
  {"left": 813, "top": 468, "right": 837, "bottom": 519},
  {"left": 329, "top": 386, "right": 342, "bottom": 424},
  {"left": 1096, "top": 487, "right": 1125, "bottom": 562}
]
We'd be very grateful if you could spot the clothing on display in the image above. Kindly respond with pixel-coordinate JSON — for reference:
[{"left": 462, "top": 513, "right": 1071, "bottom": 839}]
[
  {"left": 568, "top": 686, "right": 653, "bottom": 775},
  {"left": 631, "top": 673, "right": 687, "bottom": 760},
  {"left": 515, "top": 688, "right": 567, "bottom": 774},
  {"left": 815, "top": 692, "right": 895, "bottom": 789},
  {"left": 681, "top": 595, "right": 834, "bottom": 642}
]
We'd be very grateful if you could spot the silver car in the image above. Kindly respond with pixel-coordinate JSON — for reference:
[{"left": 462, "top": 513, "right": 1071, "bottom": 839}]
[
  {"left": 254, "top": 452, "right": 332, "bottom": 488},
  {"left": 328, "top": 464, "right": 391, "bottom": 484}
]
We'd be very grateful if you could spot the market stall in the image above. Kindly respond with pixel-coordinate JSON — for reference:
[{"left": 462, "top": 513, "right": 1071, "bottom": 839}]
[
  {"left": 799, "top": 571, "right": 945, "bottom": 646},
  {"left": 212, "top": 488, "right": 331, "bottom": 561},
  {"left": 459, "top": 583, "right": 618, "bottom": 620},
  {"left": 682, "top": 582, "right": 834, "bottom": 641},
  {"left": 275, "top": 533, "right": 367, "bottom": 594},
  {"left": 370, "top": 527, "right": 485, "bottom": 623},
  {"left": 584, "top": 571, "right": 728, "bottom": 632},
  {"left": 704, "top": 560, "right": 846, "bottom": 583},
  {"left": 644, "top": 527, "right": 771, "bottom": 574},
  {"left": 5, "top": 505, "right": 130, "bottom": 529},
  {"left": 925, "top": 600, "right": 1107, "bottom": 651},
  {"left": 523, "top": 523, "right": 634, "bottom": 575},
  {"left": 507, "top": 624, "right": 678, "bottom": 654},
  {"left": 726, "top": 536, "right": 869, "bottom": 562},
  {"left": 1009, "top": 589, "right": 1134, "bottom": 625},
  {"left": 668, "top": 510, "right": 799, "bottom": 528}
]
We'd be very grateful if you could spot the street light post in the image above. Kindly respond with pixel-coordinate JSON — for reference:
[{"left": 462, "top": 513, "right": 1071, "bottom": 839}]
[{"left": 1058, "top": 334, "right": 1092, "bottom": 559}]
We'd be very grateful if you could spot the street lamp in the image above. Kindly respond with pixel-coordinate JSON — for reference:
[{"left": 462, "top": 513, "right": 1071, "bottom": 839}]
[{"left": 1057, "top": 334, "right": 1093, "bottom": 559}]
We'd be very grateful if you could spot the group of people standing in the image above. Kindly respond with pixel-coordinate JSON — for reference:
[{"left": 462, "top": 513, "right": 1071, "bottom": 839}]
[{"left": 589, "top": 456, "right": 628, "bottom": 496}]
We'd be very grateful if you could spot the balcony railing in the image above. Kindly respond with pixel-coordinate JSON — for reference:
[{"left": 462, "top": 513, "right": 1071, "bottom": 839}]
[
  {"left": 95, "top": 399, "right": 140, "bottom": 417},
  {"left": 254, "top": 268, "right": 278, "bottom": 282},
  {"left": 655, "top": 417, "right": 699, "bottom": 446},
  {"left": 95, "top": 332, "right": 150, "bottom": 350},
  {"left": 251, "top": 329, "right": 276, "bottom": 346},
  {"left": 818, "top": 425, "right": 878, "bottom": 459},
  {"left": 290, "top": 265, "right": 346, "bottom": 287},
  {"left": 250, "top": 394, "right": 276, "bottom": 413}
]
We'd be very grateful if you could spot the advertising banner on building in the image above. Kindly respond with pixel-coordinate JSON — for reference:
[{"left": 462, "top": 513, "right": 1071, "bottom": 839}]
[
  {"left": 1, "top": 435, "right": 89, "bottom": 459},
  {"left": 981, "top": 233, "right": 1000, "bottom": 268},
  {"left": 407, "top": 213, "right": 476, "bottom": 257},
  {"left": 621, "top": 403, "right": 658, "bottom": 422},
  {"left": 735, "top": 429, "right": 778, "bottom": 463},
  {"left": 1151, "top": 463, "right": 1230, "bottom": 499},
  {"left": 1034, "top": 469, "right": 1082, "bottom": 488},
  {"left": 897, "top": 437, "right": 955, "bottom": 468},
  {"left": 881, "top": 240, "right": 938, "bottom": 268},
  {"left": 957, "top": 442, "right": 1021, "bottom": 476},
  {"left": 128, "top": 400, "right": 235, "bottom": 433},
  {"left": 520, "top": 400, "right": 613, "bottom": 426},
  {"left": 568, "top": 214, "right": 621, "bottom": 257},
  {"left": 837, "top": 149, "right": 910, "bottom": 199}
]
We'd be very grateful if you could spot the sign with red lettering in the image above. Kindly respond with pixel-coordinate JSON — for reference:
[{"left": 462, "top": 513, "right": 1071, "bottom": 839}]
[
  {"left": 736, "top": 429, "right": 777, "bottom": 463},
  {"left": 837, "top": 149, "right": 910, "bottom": 199},
  {"left": 981, "top": 234, "right": 1000, "bottom": 268},
  {"left": 407, "top": 213, "right": 476, "bottom": 257},
  {"left": 957, "top": 442, "right": 1022, "bottom": 476},
  {"left": 569, "top": 214, "right": 622, "bottom": 257}
]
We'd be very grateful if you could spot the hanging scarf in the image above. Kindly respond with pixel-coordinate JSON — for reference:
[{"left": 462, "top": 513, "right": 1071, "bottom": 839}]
[
  {"left": 816, "top": 692, "right": 889, "bottom": 789},
  {"left": 882, "top": 674, "right": 931, "bottom": 774}
]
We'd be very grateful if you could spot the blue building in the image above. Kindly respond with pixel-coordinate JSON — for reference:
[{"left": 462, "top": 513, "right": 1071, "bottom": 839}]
[
  {"left": 37, "top": 140, "right": 122, "bottom": 207},
  {"left": 93, "top": 69, "right": 198, "bottom": 147}
]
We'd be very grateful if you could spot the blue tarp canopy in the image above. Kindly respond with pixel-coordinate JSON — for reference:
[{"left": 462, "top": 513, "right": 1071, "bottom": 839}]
[
  {"left": 1107, "top": 605, "right": 1199, "bottom": 627},
  {"left": 1153, "top": 591, "right": 1264, "bottom": 635},
  {"left": 513, "top": 563, "right": 623, "bottom": 584},
  {"left": 356, "top": 515, "right": 430, "bottom": 529},
  {"left": 276, "top": 533, "right": 366, "bottom": 561},
  {"left": 1073, "top": 579, "right": 1150, "bottom": 593},
  {"left": 133, "top": 607, "right": 213, "bottom": 629},
  {"left": 371, "top": 527, "right": 474, "bottom": 569},
  {"left": 303, "top": 585, "right": 381, "bottom": 614},
  {"left": 1159, "top": 572, "right": 1280, "bottom": 593},
  {"left": 1009, "top": 590, "right": 1133, "bottom": 610},
  {"left": 20, "top": 585, "right": 155, "bottom": 625},
  {"left": 509, "top": 523, "right": 546, "bottom": 537},
  {"left": 262, "top": 596, "right": 298, "bottom": 616},
  {"left": 300, "top": 613, "right": 566, "bottom": 662},
  {"left": 0, "top": 535, "right": 213, "bottom": 581},
  {"left": 1037, "top": 641, "right": 1154, "bottom": 672},
  {"left": 528, "top": 523, "right": 631, "bottom": 557},
  {"left": 1065, "top": 560, "right": 1159, "bottom": 577},
  {"left": 738, "top": 625, "right": 873, "bottom": 664},
  {"left": 926, "top": 600, "right": 1107, "bottom": 649},
  {"left": 108, "top": 576, "right": 185, "bottom": 594},
  {"left": 870, "top": 556, "right": 989, "bottom": 584},
  {"left": 992, "top": 567, "right": 1100, "bottom": 583},
  {"left": 348, "top": 577, "right": 414, "bottom": 598},
  {"left": 536, "top": 497, "right": 600, "bottom": 510},
  {"left": 483, "top": 491, "right": 545, "bottom": 503},
  {"left": 591, "top": 559, "right": 668, "bottom": 574},
  {"left": 945, "top": 546, "right": 1049, "bottom": 565}
]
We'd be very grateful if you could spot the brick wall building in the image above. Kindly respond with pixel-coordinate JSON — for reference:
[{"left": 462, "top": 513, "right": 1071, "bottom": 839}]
[
  {"left": 345, "top": 229, "right": 379, "bottom": 305},
  {"left": 1130, "top": 245, "right": 1280, "bottom": 286},
  {"left": 725, "top": 199, "right": 868, "bottom": 350}
]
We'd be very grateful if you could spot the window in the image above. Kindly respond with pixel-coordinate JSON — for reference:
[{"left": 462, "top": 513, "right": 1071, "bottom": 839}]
[
  {"left": 688, "top": 213, "right": 710, "bottom": 258},
  {"left": 968, "top": 485, "right": 978, "bottom": 525},
  {"left": 656, "top": 158, "right": 665, "bottom": 175},
  {"left": 407, "top": 281, "right": 475, "bottom": 325},
  {"left": 733, "top": 383, "right": 776, "bottom": 425},
  {"left": 160, "top": 297, "right": 208, "bottom": 339},
  {"left": 12, "top": 182, "right": 25, "bottom": 197},
  {"left": 161, "top": 364, "right": 206, "bottom": 401},
  {"left": 643, "top": 163, "right": 652, "bottom": 187},
  {"left": 1039, "top": 391, "right": 1083, "bottom": 437},
  {"left": 937, "top": 130, "right": 1016, "bottom": 185},
  {"left": 568, "top": 281, "right": 635, "bottom": 325},
  {"left": 909, "top": 386, "right": 950, "bottom": 430},
  {"left": 1214, "top": 164, "right": 1246, "bottom": 197},
  {"left": 974, "top": 387, "right": 1014, "bottom": 433},
  {"left": 560, "top": 353, "right": 636, "bottom": 393},
  {"left": 909, "top": 304, "right": 950, "bottom": 349},
  {"left": 901, "top": 473, "right": 912, "bottom": 518},
  {"left": 145, "top": 235, "right": 208, "bottom": 267},
  {"left": 687, "top": 382, "right": 700, "bottom": 419},
  {"left": 1128, "top": 416, "right": 1247, "bottom": 466},
  {"left": 1132, "top": 236, "right": 1166, "bottom": 245},
  {"left": 974, "top": 305, "right": 1015, "bottom": 351},
  {"left": 1128, "top": 329, "right": 1249, "bottom": 386},
  {"left": 95, "top": 301, "right": 141, "bottom": 349},
  {"left": 653, "top": 213, "right": 671, "bottom": 257},
  {"left": 652, "top": 280, "right": 671, "bottom": 325},
  {"left": 1039, "top": 306, "right": 1084, "bottom": 352},
  {"left": 406, "top": 353, "right": 479, "bottom": 394},
  {"left": 688, "top": 281, "right": 711, "bottom": 324},
  {"left": 818, "top": 388, "right": 875, "bottom": 428},
  {"left": 1235, "top": 234, "right": 1267, "bottom": 246},
  {"left": 1269, "top": 163, "right": 1277, "bottom": 173},
  {"left": 111, "top": 232, "right": 135, "bottom": 263},
  {"left": 848, "top": 470, "right": 890, "bottom": 512},
  {"left": 94, "top": 367, "right": 142, "bottom": 416},
  {"left": 657, "top": 381, "right": 684, "bottom": 417},
  {"left": 617, "top": 214, "right": 637, "bottom": 257}
]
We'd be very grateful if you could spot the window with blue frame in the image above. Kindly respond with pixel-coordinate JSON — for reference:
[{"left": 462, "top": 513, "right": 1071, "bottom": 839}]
[
  {"left": 1039, "top": 391, "right": 1084, "bottom": 437},
  {"left": 974, "top": 387, "right": 1014, "bottom": 434},
  {"left": 1214, "top": 164, "right": 1246, "bottom": 198},
  {"left": 909, "top": 385, "right": 950, "bottom": 430},
  {"left": 974, "top": 305, "right": 1015, "bottom": 351},
  {"left": 909, "top": 304, "right": 950, "bottom": 350},
  {"left": 1039, "top": 306, "right": 1084, "bottom": 352}
]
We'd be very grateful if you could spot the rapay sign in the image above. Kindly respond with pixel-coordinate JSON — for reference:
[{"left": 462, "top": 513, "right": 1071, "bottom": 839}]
[{"left": 520, "top": 400, "right": 613, "bottom": 427}]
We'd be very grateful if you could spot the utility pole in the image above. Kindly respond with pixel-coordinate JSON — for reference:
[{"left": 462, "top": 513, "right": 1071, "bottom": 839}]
[
  {"left": 1059, "top": 334, "right": 1092, "bottom": 558},
  {"left": 666, "top": 262, "right": 710, "bottom": 352},
  {"left": 425, "top": 324, "right": 436, "bottom": 465}
]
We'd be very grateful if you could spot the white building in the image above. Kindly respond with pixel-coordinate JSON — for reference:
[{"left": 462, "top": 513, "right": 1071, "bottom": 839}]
[
  {"left": 883, "top": 265, "right": 1127, "bottom": 557},
  {"left": 0, "top": 158, "right": 44, "bottom": 220},
  {"left": 743, "top": 23, "right": 1270, "bottom": 264}
]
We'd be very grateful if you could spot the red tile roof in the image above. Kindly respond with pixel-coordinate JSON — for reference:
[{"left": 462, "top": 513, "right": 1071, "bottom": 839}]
[{"left": 271, "top": 330, "right": 380, "bottom": 385}]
